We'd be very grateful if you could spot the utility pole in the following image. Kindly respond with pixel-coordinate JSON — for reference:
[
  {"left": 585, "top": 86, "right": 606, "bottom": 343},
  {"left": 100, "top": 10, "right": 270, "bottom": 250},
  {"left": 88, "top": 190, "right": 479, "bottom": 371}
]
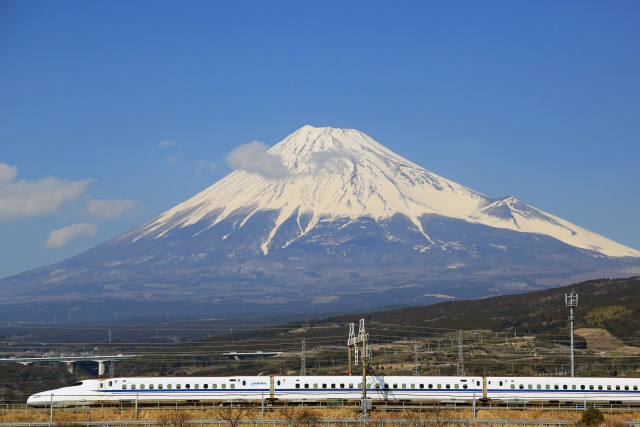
[
  {"left": 457, "top": 330, "right": 465, "bottom": 376},
  {"left": 301, "top": 340, "right": 306, "bottom": 376},
  {"left": 413, "top": 339, "right": 419, "bottom": 376},
  {"left": 565, "top": 291, "right": 578, "bottom": 377},
  {"left": 347, "top": 323, "right": 355, "bottom": 375},
  {"left": 348, "top": 319, "right": 370, "bottom": 417}
]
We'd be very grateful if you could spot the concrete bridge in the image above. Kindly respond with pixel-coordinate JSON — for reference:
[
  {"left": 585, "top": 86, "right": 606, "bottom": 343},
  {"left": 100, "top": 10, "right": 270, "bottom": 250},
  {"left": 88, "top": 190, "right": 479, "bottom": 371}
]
[{"left": 0, "top": 354, "right": 137, "bottom": 375}]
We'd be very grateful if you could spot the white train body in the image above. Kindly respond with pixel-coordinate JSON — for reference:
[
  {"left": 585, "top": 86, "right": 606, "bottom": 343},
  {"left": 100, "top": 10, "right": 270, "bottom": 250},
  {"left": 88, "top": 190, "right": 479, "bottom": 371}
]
[{"left": 27, "top": 374, "right": 640, "bottom": 407}]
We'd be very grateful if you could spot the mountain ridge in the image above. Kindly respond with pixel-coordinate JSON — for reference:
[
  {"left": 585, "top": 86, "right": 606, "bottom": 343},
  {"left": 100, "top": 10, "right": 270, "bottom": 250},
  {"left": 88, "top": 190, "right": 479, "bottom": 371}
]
[{"left": 0, "top": 125, "right": 639, "bottom": 321}]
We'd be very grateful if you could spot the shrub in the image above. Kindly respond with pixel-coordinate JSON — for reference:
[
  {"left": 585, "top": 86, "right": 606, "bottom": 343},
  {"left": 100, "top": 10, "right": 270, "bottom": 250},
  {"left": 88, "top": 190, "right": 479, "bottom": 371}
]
[{"left": 581, "top": 407, "right": 604, "bottom": 425}]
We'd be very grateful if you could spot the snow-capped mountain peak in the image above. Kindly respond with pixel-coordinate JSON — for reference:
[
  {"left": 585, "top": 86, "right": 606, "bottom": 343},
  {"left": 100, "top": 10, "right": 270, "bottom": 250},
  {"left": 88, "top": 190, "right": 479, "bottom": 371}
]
[{"left": 133, "top": 126, "right": 640, "bottom": 258}]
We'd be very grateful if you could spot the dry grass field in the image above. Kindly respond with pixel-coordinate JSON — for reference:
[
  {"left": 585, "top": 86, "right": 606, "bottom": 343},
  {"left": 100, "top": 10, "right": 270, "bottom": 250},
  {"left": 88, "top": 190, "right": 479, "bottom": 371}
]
[{"left": 1, "top": 405, "right": 638, "bottom": 426}]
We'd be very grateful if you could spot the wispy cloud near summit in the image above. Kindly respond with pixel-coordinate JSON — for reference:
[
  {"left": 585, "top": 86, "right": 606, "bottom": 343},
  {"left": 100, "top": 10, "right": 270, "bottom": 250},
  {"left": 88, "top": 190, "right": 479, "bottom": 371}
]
[{"left": 226, "top": 141, "right": 290, "bottom": 179}]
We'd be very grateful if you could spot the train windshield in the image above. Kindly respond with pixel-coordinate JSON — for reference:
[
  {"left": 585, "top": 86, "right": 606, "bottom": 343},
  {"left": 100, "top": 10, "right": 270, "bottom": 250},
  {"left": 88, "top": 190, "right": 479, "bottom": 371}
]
[{"left": 69, "top": 382, "right": 84, "bottom": 387}]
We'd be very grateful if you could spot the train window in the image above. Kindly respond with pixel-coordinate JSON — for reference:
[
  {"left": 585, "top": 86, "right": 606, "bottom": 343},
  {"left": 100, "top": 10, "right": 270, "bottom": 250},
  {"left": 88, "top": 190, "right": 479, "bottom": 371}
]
[
  {"left": 607, "top": 385, "right": 611, "bottom": 390},
  {"left": 571, "top": 385, "right": 576, "bottom": 390},
  {"left": 141, "top": 385, "right": 145, "bottom": 390},
  {"left": 625, "top": 386, "right": 629, "bottom": 391},
  {"left": 167, "top": 384, "right": 172, "bottom": 389},
  {"left": 204, "top": 384, "right": 208, "bottom": 389},
  {"left": 616, "top": 385, "right": 620, "bottom": 391},
  {"left": 109, "top": 381, "right": 113, "bottom": 387},
  {"left": 231, "top": 384, "right": 235, "bottom": 389},
  {"left": 331, "top": 384, "right": 336, "bottom": 388},
  {"left": 454, "top": 384, "right": 459, "bottom": 390},
  {"left": 322, "top": 384, "right": 327, "bottom": 389},
  {"left": 580, "top": 385, "right": 585, "bottom": 390},
  {"left": 499, "top": 381, "right": 503, "bottom": 386},
  {"left": 510, "top": 384, "right": 515, "bottom": 390},
  {"left": 176, "top": 384, "right": 181, "bottom": 389},
  {"left": 195, "top": 384, "right": 199, "bottom": 389},
  {"left": 591, "top": 385, "right": 596, "bottom": 390},
  {"left": 528, "top": 385, "right": 532, "bottom": 390},
  {"left": 340, "top": 384, "right": 344, "bottom": 388},
  {"left": 132, "top": 385, "right": 137, "bottom": 390},
  {"left": 304, "top": 384, "right": 309, "bottom": 389},
  {"left": 402, "top": 384, "right": 406, "bottom": 389},
  {"left": 518, "top": 384, "right": 524, "bottom": 390},
  {"left": 393, "top": 384, "right": 398, "bottom": 389},
  {"left": 545, "top": 385, "right": 550, "bottom": 390},
  {"left": 222, "top": 384, "right": 226, "bottom": 389},
  {"left": 314, "top": 384, "right": 318, "bottom": 389},
  {"left": 554, "top": 385, "right": 559, "bottom": 390},
  {"left": 367, "top": 383, "right": 372, "bottom": 388},
  {"left": 537, "top": 385, "right": 541, "bottom": 390},
  {"left": 477, "top": 381, "right": 480, "bottom": 387},
  {"left": 186, "top": 384, "right": 190, "bottom": 389},
  {"left": 149, "top": 384, "right": 154, "bottom": 390},
  {"left": 122, "top": 385, "right": 127, "bottom": 390},
  {"left": 634, "top": 386, "right": 638, "bottom": 391},
  {"left": 445, "top": 384, "right": 450, "bottom": 389},
  {"left": 243, "top": 381, "right": 247, "bottom": 386},
  {"left": 213, "top": 384, "right": 217, "bottom": 389},
  {"left": 277, "top": 381, "right": 280, "bottom": 386},
  {"left": 411, "top": 384, "right": 415, "bottom": 389},
  {"left": 100, "top": 383, "right": 104, "bottom": 389},
  {"left": 437, "top": 384, "right": 441, "bottom": 389},
  {"left": 419, "top": 384, "right": 424, "bottom": 389},
  {"left": 158, "top": 385, "right": 163, "bottom": 389},
  {"left": 295, "top": 384, "right": 300, "bottom": 389},
  {"left": 383, "top": 384, "right": 389, "bottom": 389},
  {"left": 359, "top": 383, "right": 363, "bottom": 388},
  {"left": 349, "top": 384, "right": 354, "bottom": 389}
]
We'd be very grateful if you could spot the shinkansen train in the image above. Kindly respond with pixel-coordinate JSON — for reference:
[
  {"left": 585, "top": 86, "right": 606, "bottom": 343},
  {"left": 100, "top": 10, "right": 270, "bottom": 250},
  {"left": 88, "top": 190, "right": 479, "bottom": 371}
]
[{"left": 27, "top": 375, "right": 640, "bottom": 407}]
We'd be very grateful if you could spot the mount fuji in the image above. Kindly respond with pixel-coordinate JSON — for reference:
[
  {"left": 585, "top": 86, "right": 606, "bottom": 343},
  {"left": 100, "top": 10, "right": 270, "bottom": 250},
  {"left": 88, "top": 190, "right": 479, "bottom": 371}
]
[{"left": 2, "top": 126, "right": 639, "bottom": 320}]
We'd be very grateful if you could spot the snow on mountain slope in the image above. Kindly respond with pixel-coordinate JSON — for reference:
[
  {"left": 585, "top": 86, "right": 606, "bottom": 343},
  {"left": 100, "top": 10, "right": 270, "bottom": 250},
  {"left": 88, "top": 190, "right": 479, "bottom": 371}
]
[{"left": 132, "top": 125, "right": 640, "bottom": 258}]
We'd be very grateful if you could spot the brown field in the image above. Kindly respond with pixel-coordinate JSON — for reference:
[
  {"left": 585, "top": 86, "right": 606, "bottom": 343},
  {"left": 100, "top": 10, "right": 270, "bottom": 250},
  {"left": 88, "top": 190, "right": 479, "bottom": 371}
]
[{"left": 1, "top": 406, "right": 638, "bottom": 425}]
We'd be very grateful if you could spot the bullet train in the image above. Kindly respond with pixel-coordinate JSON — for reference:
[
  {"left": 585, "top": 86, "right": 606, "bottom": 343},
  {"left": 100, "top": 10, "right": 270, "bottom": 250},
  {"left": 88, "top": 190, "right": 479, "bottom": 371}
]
[{"left": 27, "top": 375, "right": 640, "bottom": 407}]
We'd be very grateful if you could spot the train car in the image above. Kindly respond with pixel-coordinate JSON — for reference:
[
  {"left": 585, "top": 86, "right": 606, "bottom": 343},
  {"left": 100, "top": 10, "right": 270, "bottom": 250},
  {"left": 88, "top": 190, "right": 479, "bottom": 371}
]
[
  {"left": 486, "top": 376, "right": 640, "bottom": 403},
  {"left": 273, "top": 375, "right": 483, "bottom": 402}
]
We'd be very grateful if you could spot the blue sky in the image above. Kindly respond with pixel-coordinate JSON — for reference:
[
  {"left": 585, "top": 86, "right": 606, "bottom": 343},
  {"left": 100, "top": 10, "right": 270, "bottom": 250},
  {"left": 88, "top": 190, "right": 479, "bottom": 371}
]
[{"left": 1, "top": 1, "right": 639, "bottom": 279}]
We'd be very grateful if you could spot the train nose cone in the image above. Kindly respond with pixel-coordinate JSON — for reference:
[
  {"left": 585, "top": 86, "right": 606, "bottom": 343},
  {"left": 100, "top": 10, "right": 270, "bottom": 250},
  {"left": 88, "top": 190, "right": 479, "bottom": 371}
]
[{"left": 27, "top": 394, "right": 46, "bottom": 407}]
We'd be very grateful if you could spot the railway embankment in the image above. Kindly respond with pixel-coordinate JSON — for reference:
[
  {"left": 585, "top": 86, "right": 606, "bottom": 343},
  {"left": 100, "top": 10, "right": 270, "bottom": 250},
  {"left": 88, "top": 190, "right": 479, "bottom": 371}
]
[{"left": 1, "top": 406, "right": 640, "bottom": 426}]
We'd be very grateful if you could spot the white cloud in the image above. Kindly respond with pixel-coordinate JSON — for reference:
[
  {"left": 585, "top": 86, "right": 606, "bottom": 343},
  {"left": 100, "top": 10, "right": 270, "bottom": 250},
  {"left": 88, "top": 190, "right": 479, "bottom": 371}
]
[
  {"left": 159, "top": 140, "right": 176, "bottom": 147},
  {"left": 0, "top": 163, "right": 91, "bottom": 222},
  {"left": 307, "top": 151, "right": 347, "bottom": 175},
  {"left": 226, "top": 141, "right": 290, "bottom": 179},
  {"left": 196, "top": 160, "right": 217, "bottom": 176},
  {"left": 86, "top": 199, "right": 140, "bottom": 220},
  {"left": 44, "top": 222, "right": 97, "bottom": 249},
  {"left": 0, "top": 163, "right": 18, "bottom": 182}
]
